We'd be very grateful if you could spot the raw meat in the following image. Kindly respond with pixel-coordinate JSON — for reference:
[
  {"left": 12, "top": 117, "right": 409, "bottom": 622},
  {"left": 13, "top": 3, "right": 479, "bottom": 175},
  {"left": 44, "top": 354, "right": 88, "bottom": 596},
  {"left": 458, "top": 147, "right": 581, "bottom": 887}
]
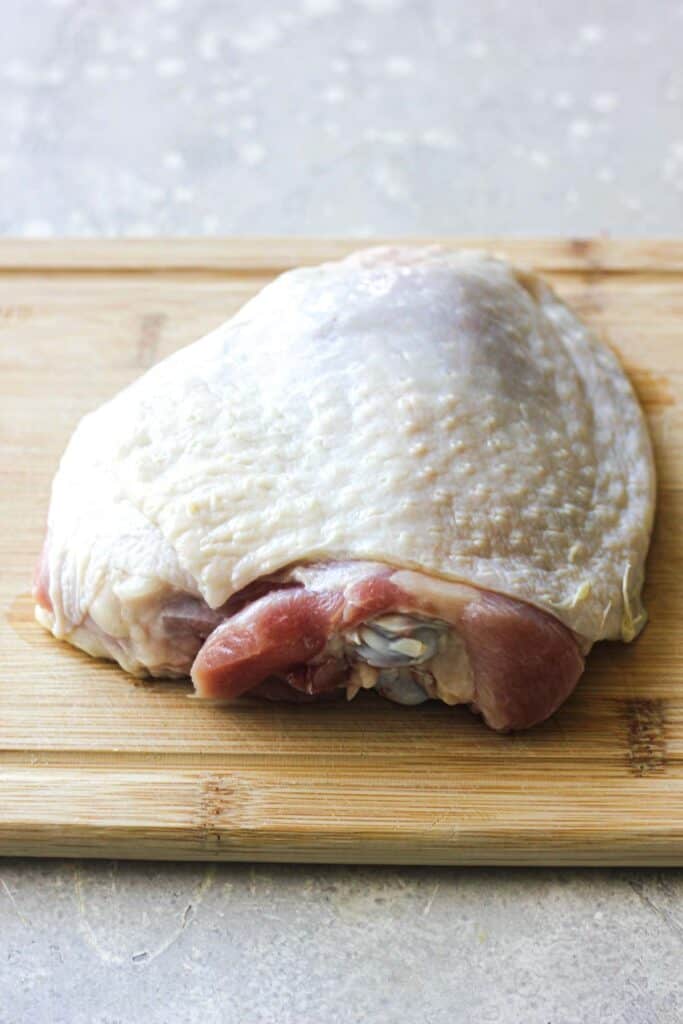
[
  {"left": 190, "top": 561, "right": 585, "bottom": 732},
  {"left": 35, "top": 247, "right": 655, "bottom": 730}
]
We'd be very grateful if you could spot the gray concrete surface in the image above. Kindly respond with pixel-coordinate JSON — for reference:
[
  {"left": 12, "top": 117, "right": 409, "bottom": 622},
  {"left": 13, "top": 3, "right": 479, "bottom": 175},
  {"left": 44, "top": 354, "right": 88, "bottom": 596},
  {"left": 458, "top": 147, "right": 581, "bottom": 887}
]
[
  {"left": 2, "top": 1, "right": 683, "bottom": 1022},
  {"left": 2, "top": 861, "right": 683, "bottom": 1024},
  {"left": 1, "top": 0, "right": 682, "bottom": 237}
]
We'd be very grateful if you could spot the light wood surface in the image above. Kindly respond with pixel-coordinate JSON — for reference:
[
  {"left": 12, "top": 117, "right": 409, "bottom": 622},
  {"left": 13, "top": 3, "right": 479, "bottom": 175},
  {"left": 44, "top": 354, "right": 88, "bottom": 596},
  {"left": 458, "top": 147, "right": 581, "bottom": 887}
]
[{"left": 1, "top": 238, "right": 682, "bottom": 864}]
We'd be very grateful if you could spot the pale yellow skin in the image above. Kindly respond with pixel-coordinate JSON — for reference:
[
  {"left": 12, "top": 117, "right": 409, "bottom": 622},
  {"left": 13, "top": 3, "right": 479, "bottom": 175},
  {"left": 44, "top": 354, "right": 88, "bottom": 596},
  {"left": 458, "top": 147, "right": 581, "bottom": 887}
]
[{"left": 37, "top": 247, "right": 655, "bottom": 676}]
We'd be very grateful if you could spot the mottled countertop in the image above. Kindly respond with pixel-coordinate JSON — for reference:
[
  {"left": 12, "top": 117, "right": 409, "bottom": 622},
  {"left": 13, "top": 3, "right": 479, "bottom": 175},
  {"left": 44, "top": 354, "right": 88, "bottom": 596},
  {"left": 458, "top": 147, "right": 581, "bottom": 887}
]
[
  {"left": 2, "top": 1, "right": 683, "bottom": 1022},
  {"left": 3, "top": 0, "right": 682, "bottom": 238}
]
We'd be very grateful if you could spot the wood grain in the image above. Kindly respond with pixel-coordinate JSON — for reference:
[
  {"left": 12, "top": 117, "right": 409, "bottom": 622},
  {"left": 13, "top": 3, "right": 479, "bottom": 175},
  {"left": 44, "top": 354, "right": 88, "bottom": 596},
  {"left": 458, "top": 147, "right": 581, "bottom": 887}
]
[{"left": 1, "top": 238, "right": 682, "bottom": 864}]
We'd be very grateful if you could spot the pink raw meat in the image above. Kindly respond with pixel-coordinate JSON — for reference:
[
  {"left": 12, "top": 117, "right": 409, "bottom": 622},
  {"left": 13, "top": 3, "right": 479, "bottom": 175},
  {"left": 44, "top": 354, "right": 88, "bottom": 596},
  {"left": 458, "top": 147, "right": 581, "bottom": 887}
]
[{"left": 191, "top": 562, "right": 584, "bottom": 731}]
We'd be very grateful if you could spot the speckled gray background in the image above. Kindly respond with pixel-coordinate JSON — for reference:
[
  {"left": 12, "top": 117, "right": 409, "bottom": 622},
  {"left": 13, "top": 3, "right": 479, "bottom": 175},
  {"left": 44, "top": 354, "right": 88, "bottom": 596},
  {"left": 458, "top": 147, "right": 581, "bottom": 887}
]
[
  {"left": 2, "top": 862, "right": 683, "bottom": 1023},
  {"left": 2, "top": 1, "right": 683, "bottom": 1021},
  {"left": 2, "top": 0, "right": 682, "bottom": 237}
]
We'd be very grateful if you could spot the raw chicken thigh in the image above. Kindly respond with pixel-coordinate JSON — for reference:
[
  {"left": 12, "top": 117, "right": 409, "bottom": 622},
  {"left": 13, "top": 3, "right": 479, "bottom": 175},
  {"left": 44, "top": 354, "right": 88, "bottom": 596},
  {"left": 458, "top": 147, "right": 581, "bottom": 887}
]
[{"left": 35, "top": 247, "right": 655, "bottom": 730}]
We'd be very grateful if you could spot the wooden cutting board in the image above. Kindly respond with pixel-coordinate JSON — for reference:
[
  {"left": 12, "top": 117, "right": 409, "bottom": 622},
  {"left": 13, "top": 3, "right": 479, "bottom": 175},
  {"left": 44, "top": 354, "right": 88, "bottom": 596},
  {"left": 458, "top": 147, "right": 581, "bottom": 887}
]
[{"left": 2, "top": 238, "right": 682, "bottom": 865}]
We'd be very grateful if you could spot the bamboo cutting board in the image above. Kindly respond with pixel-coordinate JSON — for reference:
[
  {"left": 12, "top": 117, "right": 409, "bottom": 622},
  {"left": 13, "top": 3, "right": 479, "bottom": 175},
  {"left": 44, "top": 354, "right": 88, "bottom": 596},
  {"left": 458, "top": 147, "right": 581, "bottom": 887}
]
[{"left": 1, "top": 238, "right": 683, "bottom": 865}]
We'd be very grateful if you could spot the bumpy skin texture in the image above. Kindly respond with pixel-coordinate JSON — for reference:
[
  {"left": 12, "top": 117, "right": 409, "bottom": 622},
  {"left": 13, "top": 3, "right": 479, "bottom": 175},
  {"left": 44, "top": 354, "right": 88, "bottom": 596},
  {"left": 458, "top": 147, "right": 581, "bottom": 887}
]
[{"left": 35, "top": 247, "right": 654, "bottom": 729}]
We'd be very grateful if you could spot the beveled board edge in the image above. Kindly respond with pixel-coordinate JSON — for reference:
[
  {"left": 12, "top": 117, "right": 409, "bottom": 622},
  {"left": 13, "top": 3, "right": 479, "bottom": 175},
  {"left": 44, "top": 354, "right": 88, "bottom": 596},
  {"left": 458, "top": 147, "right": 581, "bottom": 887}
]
[{"left": 0, "top": 237, "right": 682, "bottom": 272}]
